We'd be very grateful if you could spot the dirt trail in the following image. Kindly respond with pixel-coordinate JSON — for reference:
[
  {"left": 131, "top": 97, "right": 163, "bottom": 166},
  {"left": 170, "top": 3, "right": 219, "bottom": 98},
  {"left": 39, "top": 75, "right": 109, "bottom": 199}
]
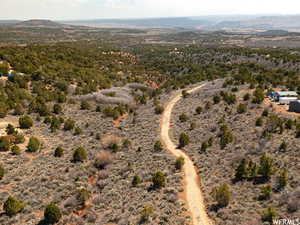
[{"left": 160, "top": 84, "right": 212, "bottom": 225}]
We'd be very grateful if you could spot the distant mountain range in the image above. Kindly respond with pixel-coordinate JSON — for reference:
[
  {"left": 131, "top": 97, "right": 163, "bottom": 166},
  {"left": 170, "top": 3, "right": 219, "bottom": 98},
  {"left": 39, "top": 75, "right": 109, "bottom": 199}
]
[
  {"left": 2, "top": 15, "right": 300, "bottom": 31},
  {"left": 14, "top": 19, "right": 68, "bottom": 28},
  {"left": 62, "top": 15, "right": 300, "bottom": 31},
  {"left": 0, "top": 20, "right": 20, "bottom": 24}
]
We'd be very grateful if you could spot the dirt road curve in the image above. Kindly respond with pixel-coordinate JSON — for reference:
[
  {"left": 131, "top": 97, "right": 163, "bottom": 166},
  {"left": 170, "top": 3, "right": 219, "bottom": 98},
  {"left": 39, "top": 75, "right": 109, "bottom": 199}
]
[{"left": 160, "top": 84, "right": 212, "bottom": 225}]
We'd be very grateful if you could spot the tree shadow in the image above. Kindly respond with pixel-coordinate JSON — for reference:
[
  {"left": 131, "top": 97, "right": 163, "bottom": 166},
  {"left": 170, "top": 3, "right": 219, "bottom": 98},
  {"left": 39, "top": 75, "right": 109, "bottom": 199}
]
[
  {"left": 37, "top": 220, "right": 48, "bottom": 225},
  {"left": 253, "top": 176, "right": 269, "bottom": 185},
  {"left": 209, "top": 204, "right": 222, "bottom": 212}
]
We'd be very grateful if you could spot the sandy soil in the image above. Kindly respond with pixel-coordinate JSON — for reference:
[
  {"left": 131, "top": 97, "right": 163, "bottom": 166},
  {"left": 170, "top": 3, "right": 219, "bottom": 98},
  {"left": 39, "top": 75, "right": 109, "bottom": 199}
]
[
  {"left": 264, "top": 98, "right": 300, "bottom": 117},
  {"left": 160, "top": 83, "right": 213, "bottom": 225}
]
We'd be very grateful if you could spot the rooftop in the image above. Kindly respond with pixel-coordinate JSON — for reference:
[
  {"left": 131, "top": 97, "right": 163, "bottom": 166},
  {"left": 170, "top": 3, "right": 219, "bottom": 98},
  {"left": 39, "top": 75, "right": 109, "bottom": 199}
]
[{"left": 275, "top": 91, "right": 298, "bottom": 96}]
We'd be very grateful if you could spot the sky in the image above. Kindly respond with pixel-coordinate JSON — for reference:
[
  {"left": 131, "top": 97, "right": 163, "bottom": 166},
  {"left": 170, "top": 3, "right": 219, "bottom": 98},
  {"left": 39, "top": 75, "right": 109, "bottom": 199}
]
[{"left": 1, "top": 0, "right": 300, "bottom": 20}]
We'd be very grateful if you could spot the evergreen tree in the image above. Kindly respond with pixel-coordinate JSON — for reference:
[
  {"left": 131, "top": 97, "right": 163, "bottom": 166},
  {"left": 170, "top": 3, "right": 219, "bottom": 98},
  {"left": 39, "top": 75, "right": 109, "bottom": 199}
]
[
  {"left": 44, "top": 203, "right": 62, "bottom": 224},
  {"left": 235, "top": 158, "right": 248, "bottom": 181},
  {"left": 211, "top": 183, "right": 231, "bottom": 208}
]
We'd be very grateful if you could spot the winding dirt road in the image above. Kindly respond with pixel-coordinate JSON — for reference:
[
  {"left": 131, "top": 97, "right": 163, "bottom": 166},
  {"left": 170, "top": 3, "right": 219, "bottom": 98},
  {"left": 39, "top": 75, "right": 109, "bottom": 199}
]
[{"left": 160, "top": 83, "right": 212, "bottom": 225}]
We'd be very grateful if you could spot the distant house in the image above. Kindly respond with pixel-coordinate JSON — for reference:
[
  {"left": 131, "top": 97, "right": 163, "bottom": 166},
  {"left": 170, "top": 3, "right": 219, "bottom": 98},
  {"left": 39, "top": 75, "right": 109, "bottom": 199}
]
[
  {"left": 289, "top": 100, "right": 300, "bottom": 113},
  {"left": 271, "top": 91, "right": 298, "bottom": 105}
]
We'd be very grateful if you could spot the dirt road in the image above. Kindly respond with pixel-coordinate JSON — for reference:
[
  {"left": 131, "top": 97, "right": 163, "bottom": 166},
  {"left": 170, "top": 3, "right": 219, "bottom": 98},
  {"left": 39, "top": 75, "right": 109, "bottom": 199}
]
[{"left": 160, "top": 84, "right": 212, "bottom": 225}]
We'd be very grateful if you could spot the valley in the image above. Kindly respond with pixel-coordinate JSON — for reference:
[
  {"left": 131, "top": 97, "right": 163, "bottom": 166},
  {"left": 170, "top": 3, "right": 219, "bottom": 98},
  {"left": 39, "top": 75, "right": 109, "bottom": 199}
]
[{"left": 0, "top": 18, "right": 299, "bottom": 225}]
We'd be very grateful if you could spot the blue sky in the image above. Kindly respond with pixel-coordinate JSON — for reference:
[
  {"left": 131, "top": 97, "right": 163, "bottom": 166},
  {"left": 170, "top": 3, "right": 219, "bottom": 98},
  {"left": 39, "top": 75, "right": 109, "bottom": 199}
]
[{"left": 1, "top": 0, "right": 300, "bottom": 20}]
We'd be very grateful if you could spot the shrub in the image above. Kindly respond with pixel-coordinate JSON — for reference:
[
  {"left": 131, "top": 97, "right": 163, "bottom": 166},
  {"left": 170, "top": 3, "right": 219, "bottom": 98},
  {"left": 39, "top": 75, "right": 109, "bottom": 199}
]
[
  {"left": 80, "top": 101, "right": 91, "bottom": 110},
  {"left": 3, "top": 196, "right": 26, "bottom": 216},
  {"left": 279, "top": 141, "right": 287, "bottom": 152},
  {"left": 179, "top": 133, "right": 189, "bottom": 148},
  {"left": 108, "top": 143, "right": 119, "bottom": 152},
  {"left": 0, "top": 102, "right": 8, "bottom": 118},
  {"left": 14, "top": 134, "right": 25, "bottom": 144},
  {"left": 220, "top": 129, "right": 234, "bottom": 149},
  {"left": 50, "top": 116, "right": 61, "bottom": 133},
  {"left": 248, "top": 161, "right": 258, "bottom": 179},
  {"left": 13, "top": 104, "right": 25, "bottom": 115},
  {"left": 211, "top": 183, "right": 231, "bottom": 208},
  {"left": 262, "top": 109, "right": 269, "bottom": 117},
  {"left": 256, "top": 117, "right": 263, "bottom": 127},
  {"left": 259, "top": 185, "right": 272, "bottom": 200},
  {"left": 235, "top": 158, "right": 248, "bottom": 181},
  {"left": 195, "top": 106, "right": 202, "bottom": 114},
  {"left": 76, "top": 188, "right": 90, "bottom": 207},
  {"left": 103, "top": 106, "right": 118, "bottom": 118},
  {"left": 152, "top": 171, "right": 166, "bottom": 189},
  {"left": 0, "top": 137, "right": 10, "bottom": 151},
  {"left": 277, "top": 169, "right": 288, "bottom": 189},
  {"left": 237, "top": 103, "right": 247, "bottom": 114},
  {"left": 73, "top": 147, "right": 87, "bottom": 162},
  {"left": 0, "top": 166, "right": 4, "bottom": 180},
  {"left": 208, "top": 137, "right": 213, "bottom": 147},
  {"left": 296, "top": 124, "right": 300, "bottom": 138},
  {"left": 201, "top": 142, "right": 208, "bottom": 152},
  {"left": 11, "top": 145, "right": 21, "bottom": 155},
  {"left": 94, "top": 151, "right": 112, "bottom": 169},
  {"left": 37, "top": 104, "right": 51, "bottom": 117},
  {"left": 154, "top": 140, "right": 163, "bottom": 151},
  {"left": 53, "top": 104, "right": 62, "bottom": 114},
  {"left": 154, "top": 105, "right": 164, "bottom": 114},
  {"left": 266, "top": 114, "right": 284, "bottom": 133},
  {"left": 252, "top": 88, "right": 265, "bottom": 104},
  {"left": 6, "top": 124, "right": 16, "bottom": 135},
  {"left": 261, "top": 207, "right": 277, "bottom": 223},
  {"left": 132, "top": 175, "right": 142, "bottom": 187},
  {"left": 54, "top": 146, "right": 64, "bottom": 157},
  {"left": 74, "top": 127, "right": 82, "bottom": 136},
  {"left": 179, "top": 113, "right": 189, "bottom": 122},
  {"left": 258, "top": 154, "right": 275, "bottom": 180},
  {"left": 140, "top": 205, "right": 154, "bottom": 222},
  {"left": 243, "top": 93, "right": 250, "bottom": 101},
  {"left": 213, "top": 95, "right": 221, "bottom": 104},
  {"left": 64, "top": 118, "right": 75, "bottom": 131},
  {"left": 231, "top": 87, "right": 238, "bottom": 92},
  {"left": 285, "top": 119, "right": 294, "bottom": 130},
  {"left": 96, "top": 105, "right": 101, "bottom": 112},
  {"left": 222, "top": 92, "right": 236, "bottom": 105},
  {"left": 182, "top": 90, "right": 189, "bottom": 98},
  {"left": 44, "top": 203, "right": 62, "bottom": 224},
  {"left": 44, "top": 116, "right": 52, "bottom": 124},
  {"left": 175, "top": 157, "right": 185, "bottom": 170},
  {"left": 27, "top": 137, "right": 40, "bottom": 152},
  {"left": 19, "top": 116, "right": 33, "bottom": 129},
  {"left": 122, "top": 139, "right": 131, "bottom": 148}
]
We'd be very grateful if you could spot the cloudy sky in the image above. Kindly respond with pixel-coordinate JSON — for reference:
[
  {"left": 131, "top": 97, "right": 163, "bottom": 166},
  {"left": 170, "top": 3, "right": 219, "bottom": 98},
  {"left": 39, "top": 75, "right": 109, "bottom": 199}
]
[{"left": 1, "top": 0, "right": 300, "bottom": 20}]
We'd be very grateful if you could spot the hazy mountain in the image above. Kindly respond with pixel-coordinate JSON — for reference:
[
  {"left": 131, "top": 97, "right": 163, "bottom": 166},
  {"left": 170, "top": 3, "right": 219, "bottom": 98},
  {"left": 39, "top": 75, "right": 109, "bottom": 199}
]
[
  {"left": 211, "top": 15, "right": 300, "bottom": 30},
  {"left": 3, "top": 16, "right": 300, "bottom": 31},
  {"left": 14, "top": 19, "right": 68, "bottom": 28},
  {"left": 0, "top": 20, "right": 20, "bottom": 24},
  {"left": 62, "top": 17, "right": 213, "bottom": 29},
  {"left": 63, "top": 15, "right": 300, "bottom": 31}
]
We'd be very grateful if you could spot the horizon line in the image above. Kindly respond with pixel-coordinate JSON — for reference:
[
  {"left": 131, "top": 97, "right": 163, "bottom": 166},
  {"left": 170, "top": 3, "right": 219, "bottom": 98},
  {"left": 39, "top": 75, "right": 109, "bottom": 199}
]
[{"left": 2, "top": 13, "right": 300, "bottom": 22}]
